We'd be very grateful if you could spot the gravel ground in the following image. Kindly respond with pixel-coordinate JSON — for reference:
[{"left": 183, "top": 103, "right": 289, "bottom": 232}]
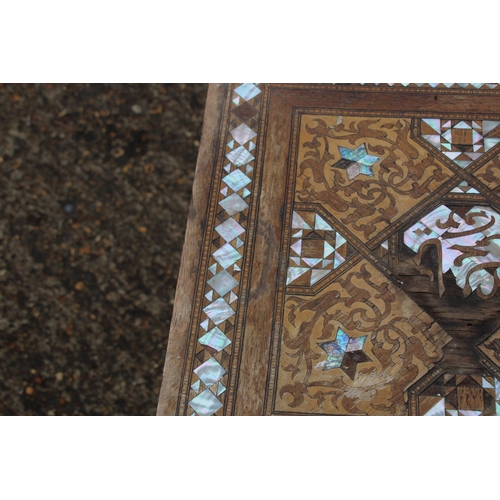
[{"left": 0, "top": 83, "right": 208, "bottom": 415}]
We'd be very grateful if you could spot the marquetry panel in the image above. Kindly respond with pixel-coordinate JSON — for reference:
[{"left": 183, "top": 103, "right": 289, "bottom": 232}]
[
  {"left": 159, "top": 83, "right": 500, "bottom": 417},
  {"left": 295, "top": 114, "right": 455, "bottom": 242},
  {"left": 275, "top": 259, "right": 450, "bottom": 415}
]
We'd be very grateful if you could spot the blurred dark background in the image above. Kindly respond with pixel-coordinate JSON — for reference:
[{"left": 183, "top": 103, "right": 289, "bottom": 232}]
[{"left": 0, "top": 83, "right": 208, "bottom": 415}]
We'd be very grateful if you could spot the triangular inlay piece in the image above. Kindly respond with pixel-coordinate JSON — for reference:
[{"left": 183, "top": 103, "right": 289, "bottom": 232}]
[
  {"left": 302, "top": 257, "right": 322, "bottom": 268},
  {"left": 290, "top": 240, "right": 302, "bottom": 256},
  {"left": 314, "top": 214, "right": 333, "bottom": 231},
  {"left": 324, "top": 241, "right": 335, "bottom": 258},
  {"left": 310, "top": 269, "right": 331, "bottom": 285},
  {"left": 455, "top": 120, "right": 471, "bottom": 129},
  {"left": 292, "top": 211, "right": 312, "bottom": 229},
  {"left": 485, "top": 138, "right": 500, "bottom": 151},
  {"left": 483, "top": 377, "right": 494, "bottom": 389},
  {"left": 286, "top": 267, "right": 309, "bottom": 285},
  {"left": 472, "top": 131, "right": 483, "bottom": 144},
  {"left": 424, "top": 398, "right": 445, "bottom": 416},
  {"left": 482, "top": 120, "right": 500, "bottom": 135},
  {"left": 422, "top": 135, "right": 441, "bottom": 149},
  {"left": 333, "top": 253, "right": 346, "bottom": 268},
  {"left": 336, "top": 232, "right": 347, "bottom": 249},
  {"left": 465, "top": 152, "right": 483, "bottom": 161},
  {"left": 423, "top": 118, "right": 441, "bottom": 134}
]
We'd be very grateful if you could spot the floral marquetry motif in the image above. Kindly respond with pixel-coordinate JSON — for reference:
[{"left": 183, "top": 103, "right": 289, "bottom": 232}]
[
  {"left": 276, "top": 260, "right": 451, "bottom": 415},
  {"left": 296, "top": 115, "right": 454, "bottom": 242},
  {"left": 473, "top": 154, "right": 500, "bottom": 193},
  {"left": 159, "top": 84, "right": 500, "bottom": 417}
]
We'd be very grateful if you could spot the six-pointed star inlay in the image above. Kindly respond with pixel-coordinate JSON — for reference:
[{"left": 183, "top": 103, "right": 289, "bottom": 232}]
[
  {"left": 331, "top": 143, "right": 380, "bottom": 180},
  {"left": 318, "top": 327, "right": 371, "bottom": 380}
]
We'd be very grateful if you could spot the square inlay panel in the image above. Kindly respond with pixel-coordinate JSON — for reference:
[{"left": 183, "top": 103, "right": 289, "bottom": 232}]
[{"left": 157, "top": 83, "right": 500, "bottom": 416}]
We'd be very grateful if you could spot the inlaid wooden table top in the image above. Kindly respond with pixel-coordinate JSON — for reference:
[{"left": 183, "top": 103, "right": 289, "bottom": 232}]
[{"left": 157, "top": 83, "right": 500, "bottom": 416}]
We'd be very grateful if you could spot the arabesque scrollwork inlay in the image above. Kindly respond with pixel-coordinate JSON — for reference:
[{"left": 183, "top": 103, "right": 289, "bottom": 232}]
[
  {"left": 295, "top": 116, "right": 454, "bottom": 241},
  {"left": 276, "top": 260, "right": 451, "bottom": 415}
]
